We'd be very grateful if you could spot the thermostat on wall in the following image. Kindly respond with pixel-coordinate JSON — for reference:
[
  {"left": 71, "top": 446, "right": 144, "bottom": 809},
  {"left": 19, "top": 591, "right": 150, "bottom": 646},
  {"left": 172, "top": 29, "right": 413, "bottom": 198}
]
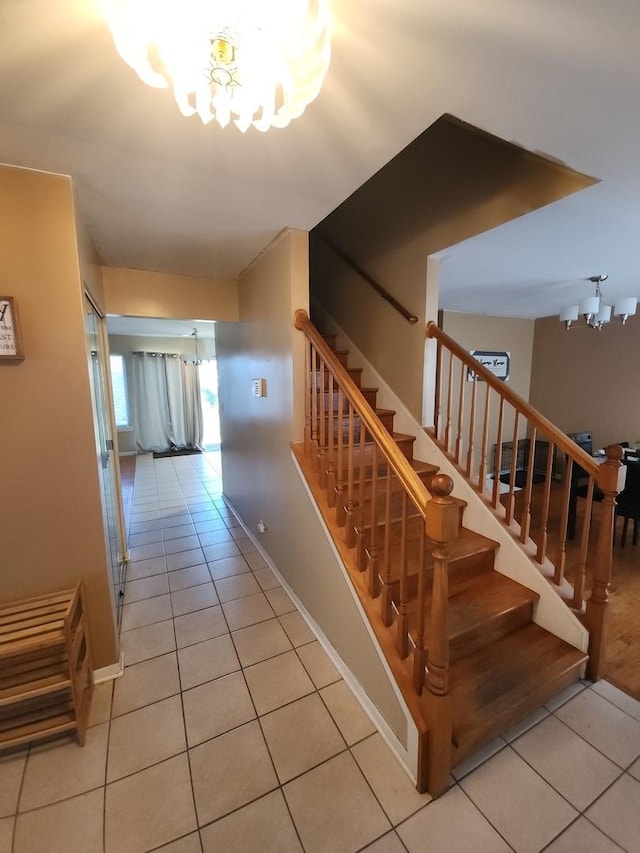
[{"left": 252, "top": 378, "right": 267, "bottom": 398}]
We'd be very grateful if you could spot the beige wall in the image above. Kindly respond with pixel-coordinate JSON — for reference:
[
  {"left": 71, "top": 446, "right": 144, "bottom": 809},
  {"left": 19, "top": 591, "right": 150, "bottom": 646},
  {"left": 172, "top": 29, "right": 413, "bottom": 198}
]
[
  {"left": 216, "top": 229, "right": 409, "bottom": 745},
  {"left": 76, "top": 206, "right": 106, "bottom": 313},
  {"left": 310, "top": 234, "right": 427, "bottom": 419},
  {"left": 440, "top": 311, "right": 536, "bottom": 473},
  {"left": 530, "top": 315, "right": 640, "bottom": 451},
  {"left": 441, "top": 311, "right": 535, "bottom": 400},
  {"left": 0, "top": 165, "right": 118, "bottom": 668},
  {"left": 103, "top": 266, "right": 239, "bottom": 323}
]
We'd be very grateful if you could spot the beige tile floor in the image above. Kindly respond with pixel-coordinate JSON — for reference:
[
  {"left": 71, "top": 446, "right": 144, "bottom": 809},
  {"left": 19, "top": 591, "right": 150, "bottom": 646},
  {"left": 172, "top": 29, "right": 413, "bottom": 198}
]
[{"left": 3, "top": 452, "right": 640, "bottom": 852}]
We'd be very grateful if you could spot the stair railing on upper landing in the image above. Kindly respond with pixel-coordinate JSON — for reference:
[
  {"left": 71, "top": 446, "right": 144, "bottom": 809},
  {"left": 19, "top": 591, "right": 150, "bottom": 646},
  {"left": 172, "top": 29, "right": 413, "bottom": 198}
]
[
  {"left": 425, "top": 320, "right": 622, "bottom": 680},
  {"left": 314, "top": 235, "right": 420, "bottom": 324},
  {"left": 294, "top": 309, "right": 457, "bottom": 794}
]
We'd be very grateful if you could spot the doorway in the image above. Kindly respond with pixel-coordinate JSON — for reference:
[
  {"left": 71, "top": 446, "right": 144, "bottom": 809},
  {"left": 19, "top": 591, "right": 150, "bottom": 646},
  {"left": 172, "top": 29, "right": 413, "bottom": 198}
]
[
  {"left": 199, "top": 358, "right": 221, "bottom": 450},
  {"left": 85, "top": 295, "right": 128, "bottom": 628}
]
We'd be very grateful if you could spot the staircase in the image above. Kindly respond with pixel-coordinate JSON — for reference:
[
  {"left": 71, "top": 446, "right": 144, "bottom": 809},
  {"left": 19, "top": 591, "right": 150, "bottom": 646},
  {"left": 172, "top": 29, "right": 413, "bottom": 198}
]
[{"left": 293, "top": 311, "right": 588, "bottom": 796}]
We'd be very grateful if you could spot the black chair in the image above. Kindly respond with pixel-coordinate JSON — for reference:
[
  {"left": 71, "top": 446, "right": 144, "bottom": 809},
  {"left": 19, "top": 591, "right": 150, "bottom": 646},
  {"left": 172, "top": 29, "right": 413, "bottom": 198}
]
[
  {"left": 616, "top": 459, "right": 640, "bottom": 546},
  {"left": 566, "top": 432, "right": 602, "bottom": 539}
]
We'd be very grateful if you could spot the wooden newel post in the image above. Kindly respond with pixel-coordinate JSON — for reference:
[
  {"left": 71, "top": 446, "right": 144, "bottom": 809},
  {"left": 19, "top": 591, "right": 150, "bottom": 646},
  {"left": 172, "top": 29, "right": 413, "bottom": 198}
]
[
  {"left": 422, "top": 474, "right": 458, "bottom": 796},
  {"left": 585, "top": 444, "right": 623, "bottom": 681}
]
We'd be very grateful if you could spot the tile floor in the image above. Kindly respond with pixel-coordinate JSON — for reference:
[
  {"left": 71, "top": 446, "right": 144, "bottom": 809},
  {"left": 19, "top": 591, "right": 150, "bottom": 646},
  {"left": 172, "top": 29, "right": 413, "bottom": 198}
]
[{"left": 2, "top": 452, "right": 640, "bottom": 852}]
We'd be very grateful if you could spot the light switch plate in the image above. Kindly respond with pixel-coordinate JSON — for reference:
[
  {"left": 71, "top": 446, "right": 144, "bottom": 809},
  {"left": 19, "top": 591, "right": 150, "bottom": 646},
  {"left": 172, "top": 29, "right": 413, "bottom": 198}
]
[{"left": 252, "top": 378, "right": 267, "bottom": 397}]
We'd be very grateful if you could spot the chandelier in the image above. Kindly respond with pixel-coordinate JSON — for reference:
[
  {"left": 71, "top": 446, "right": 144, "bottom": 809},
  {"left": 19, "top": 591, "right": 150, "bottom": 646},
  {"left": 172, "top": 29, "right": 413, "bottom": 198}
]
[
  {"left": 559, "top": 274, "right": 638, "bottom": 331},
  {"left": 100, "top": 0, "right": 331, "bottom": 132}
]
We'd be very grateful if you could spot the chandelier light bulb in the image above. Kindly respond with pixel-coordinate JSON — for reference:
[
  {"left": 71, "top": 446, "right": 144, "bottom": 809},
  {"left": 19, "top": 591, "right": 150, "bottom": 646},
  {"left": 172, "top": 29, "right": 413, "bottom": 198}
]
[
  {"left": 559, "top": 305, "right": 579, "bottom": 329},
  {"left": 594, "top": 304, "right": 611, "bottom": 330},
  {"left": 101, "top": 0, "right": 332, "bottom": 132},
  {"left": 579, "top": 295, "right": 600, "bottom": 322},
  {"left": 614, "top": 296, "right": 638, "bottom": 324}
]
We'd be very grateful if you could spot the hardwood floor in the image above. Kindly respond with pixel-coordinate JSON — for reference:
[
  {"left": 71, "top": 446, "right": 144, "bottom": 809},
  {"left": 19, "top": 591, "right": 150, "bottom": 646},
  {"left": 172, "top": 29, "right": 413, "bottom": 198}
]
[
  {"left": 507, "top": 482, "right": 640, "bottom": 700},
  {"left": 119, "top": 455, "right": 136, "bottom": 530}
]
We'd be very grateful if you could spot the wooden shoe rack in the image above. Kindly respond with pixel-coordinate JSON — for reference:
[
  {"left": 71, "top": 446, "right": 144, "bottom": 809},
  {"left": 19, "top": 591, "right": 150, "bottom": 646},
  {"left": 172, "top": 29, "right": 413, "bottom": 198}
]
[{"left": 0, "top": 582, "right": 94, "bottom": 749}]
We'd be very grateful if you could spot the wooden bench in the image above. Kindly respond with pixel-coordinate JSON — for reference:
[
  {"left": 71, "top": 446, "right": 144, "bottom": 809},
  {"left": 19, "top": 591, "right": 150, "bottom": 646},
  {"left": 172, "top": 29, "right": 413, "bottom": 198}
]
[{"left": 0, "top": 582, "right": 94, "bottom": 749}]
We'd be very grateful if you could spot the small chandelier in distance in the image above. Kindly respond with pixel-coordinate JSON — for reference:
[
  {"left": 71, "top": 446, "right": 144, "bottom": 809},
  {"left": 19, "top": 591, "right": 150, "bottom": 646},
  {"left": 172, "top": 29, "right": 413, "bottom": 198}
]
[
  {"left": 559, "top": 274, "right": 638, "bottom": 331},
  {"left": 100, "top": 0, "right": 332, "bottom": 132}
]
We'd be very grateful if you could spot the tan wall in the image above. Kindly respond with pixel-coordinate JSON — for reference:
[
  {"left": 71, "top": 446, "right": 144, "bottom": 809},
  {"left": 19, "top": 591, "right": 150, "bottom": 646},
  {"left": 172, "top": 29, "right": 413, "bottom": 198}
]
[
  {"left": 530, "top": 315, "right": 640, "bottom": 451},
  {"left": 0, "top": 165, "right": 118, "bottom": 668},
  {"left": 75, "top": 205, "right": 106, "bottom": 313},
  {"left": 440, "top": 311, "right": 536, "bottom": 472},
  {"left": 216, "top": 229, "right": 409, "bottom": 745},
  {"left": 103, "top": 267, "right": 239, "bottom": 323},
  {"left": 310, "top": 234, "right": 427, "bottom": 419}
]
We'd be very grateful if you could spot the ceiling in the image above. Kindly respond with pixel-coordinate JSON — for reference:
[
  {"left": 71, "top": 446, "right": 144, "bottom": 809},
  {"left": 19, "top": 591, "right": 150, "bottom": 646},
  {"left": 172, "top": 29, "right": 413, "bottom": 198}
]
[
  {"left": 2, "top": 0, "right": 640, "bottom": 320},
  {"left": 106, "top": 316, "right": 216, "bottom": 338}
]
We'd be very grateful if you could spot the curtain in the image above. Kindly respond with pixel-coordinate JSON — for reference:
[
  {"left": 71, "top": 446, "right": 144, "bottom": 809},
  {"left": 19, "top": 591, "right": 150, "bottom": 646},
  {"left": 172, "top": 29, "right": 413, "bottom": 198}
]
[
  {"left": 165, "top": 356, "right": 186, "bottom": 449},
  {"left": 132, "top": 352, "right": 202, "bottom": 452},
  {"left": 182, "top": 360, "right": 204, "bottom": 449},
  {"left": 132, "top": 353, "right": 171, "bottom": 452}
]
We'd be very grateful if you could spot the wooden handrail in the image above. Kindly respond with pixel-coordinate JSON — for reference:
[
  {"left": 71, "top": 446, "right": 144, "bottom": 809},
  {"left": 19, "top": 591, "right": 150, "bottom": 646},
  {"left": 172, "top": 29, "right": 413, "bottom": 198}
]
[
  {"left": 295, "top": 309, "right": 430, "bottom": 514},
  {"left": 316, "top": 236, "right": 420, "bottom": 325},
  {"left": 425, "top": 321, "right": 599, "bottom": 476}
]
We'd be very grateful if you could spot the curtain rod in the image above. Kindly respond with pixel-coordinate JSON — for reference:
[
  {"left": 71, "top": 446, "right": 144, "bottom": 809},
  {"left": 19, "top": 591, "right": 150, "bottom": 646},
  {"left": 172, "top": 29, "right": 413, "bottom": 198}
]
[{"left": 132, "top": 351, "right": 179, "bottom": 358}]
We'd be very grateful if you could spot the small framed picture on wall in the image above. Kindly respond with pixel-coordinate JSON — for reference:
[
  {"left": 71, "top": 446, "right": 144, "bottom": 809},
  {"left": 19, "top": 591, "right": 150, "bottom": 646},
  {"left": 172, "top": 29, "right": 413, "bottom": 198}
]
[{"left": 0, "top": 296, "right": 25, "bottom": 361}]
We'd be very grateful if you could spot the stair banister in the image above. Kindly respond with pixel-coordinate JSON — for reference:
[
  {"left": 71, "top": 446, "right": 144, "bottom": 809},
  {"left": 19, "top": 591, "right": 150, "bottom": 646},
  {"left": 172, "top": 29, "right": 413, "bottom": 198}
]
[
  {"left": 426, "top": 321, "right": 600, "bottom": 474},
  {"left": 586, "top": 444, "right": 623, "bottom": 680},
  {"left": 294, "top": 311, "right": 590, "bottom": 798},
  {"left": 424, "top": 474, "right": 458, "bottom": 797},
  {"left": 295, "top": 309, "right": 430, "bottom": 514},
  {"left": 314, "top": 237, "right": 420, "bottom": 325},
  {"left": 426, "top": 320, "right": 623, "bottom": 682}
]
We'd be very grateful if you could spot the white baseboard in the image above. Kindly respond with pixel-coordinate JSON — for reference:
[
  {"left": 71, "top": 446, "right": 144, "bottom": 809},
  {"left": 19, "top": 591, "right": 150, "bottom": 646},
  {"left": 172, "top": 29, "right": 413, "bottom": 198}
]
[
  {"left": 222, "top": 492, "right": 417, "bottom": 785},
  {"left": 93, "top": 651, "right": 125, "bottom": 684}
]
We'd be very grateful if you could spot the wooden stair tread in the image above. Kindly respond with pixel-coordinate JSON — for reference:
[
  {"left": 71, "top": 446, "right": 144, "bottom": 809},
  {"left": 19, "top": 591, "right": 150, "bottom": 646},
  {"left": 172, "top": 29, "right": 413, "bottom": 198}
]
[
  {"left": 449, "top": 624, "right": 587, "bottom": 761},
  {"left": 407, "top": 571, "right": 538, "bottom": 643},
  {"left": 374, "top": 527, "right": 497, "bottom": 569},
  {"left": 352, "top": 459, "right": 439, "bottom": 488},
  {"left": 356, "top": 493, "right": 467, "bottom": 522}
]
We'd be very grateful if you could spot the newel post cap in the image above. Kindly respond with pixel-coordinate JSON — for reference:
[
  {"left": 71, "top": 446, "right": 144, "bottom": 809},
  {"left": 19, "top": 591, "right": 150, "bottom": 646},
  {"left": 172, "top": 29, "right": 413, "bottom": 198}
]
[
  {"left": 597, "top": 444, "right": 624, "bottom": 495},
  {"left": 426, "top": 474, "right": 459, "bottom": 543}
]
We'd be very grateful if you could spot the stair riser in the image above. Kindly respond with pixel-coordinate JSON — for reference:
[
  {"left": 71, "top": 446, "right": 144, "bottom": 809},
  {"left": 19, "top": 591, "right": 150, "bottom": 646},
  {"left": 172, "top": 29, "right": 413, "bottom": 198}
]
[
  {"left": 384, "top": 547, "right": 495, "bottom": 599},
  {"left": 449, "top": 600, "right": 535, "bottom": 663},
  {"left": 312, "top": 369, "right": 362, "bottom": 389},
  {"left": 451, "top": 658, "right": 585, "bottom": 766},
  {"left": 343, "top": 471, "right": 436, "bottom": 505},
  {"left": 314, "top": 350, "right": 349, "bottom": 368},
  {"left": 358, "top": 504, "right": 464, "bottom": 544},
  {"left": 317, "top": 411, "right": 395, "bottom": 439},
  {"left": 324, "top": 438, "right": 416, "bottom": 465},
  {"left": 321, "top": 388, "right": 379, "bottom": 413},
  {"left": 325, "top": 461, "right": 434, "bottom": 487}
]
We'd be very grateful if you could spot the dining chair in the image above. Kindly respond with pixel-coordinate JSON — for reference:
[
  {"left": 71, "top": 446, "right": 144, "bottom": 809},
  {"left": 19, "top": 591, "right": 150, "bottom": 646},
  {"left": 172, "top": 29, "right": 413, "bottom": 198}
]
[
  {"left": 615, "top": 459, "right": 640, "bottom": 546},
  {"left": 566, "top": 432, "right": 602, "bottom": 539}
]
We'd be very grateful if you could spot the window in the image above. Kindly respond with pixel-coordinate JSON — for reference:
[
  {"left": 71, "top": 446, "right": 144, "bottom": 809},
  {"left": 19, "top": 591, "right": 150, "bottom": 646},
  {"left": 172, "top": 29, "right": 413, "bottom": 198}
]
[{"left": 109, "top": 354, "right": 130, "bottom": 428}]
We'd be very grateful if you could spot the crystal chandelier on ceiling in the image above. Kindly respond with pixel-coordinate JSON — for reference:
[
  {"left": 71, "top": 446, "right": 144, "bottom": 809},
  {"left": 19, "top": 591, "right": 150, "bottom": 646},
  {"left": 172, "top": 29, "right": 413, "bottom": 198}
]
[
  {"left": 559, "top": 274, "right": 638, "bottom": 331},
  {"left": 100, "top": 0, "right": 331, "bottom": 132}
]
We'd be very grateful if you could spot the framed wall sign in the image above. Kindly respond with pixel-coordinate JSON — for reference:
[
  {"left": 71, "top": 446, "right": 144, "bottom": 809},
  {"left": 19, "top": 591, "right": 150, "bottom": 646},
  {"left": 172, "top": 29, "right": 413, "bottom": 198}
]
[
  {"left": 467, "top": 350, "right": 510, "bottom": 382},
  {"left": 0, "top": 297, "right": 25, "bottom": 361}
]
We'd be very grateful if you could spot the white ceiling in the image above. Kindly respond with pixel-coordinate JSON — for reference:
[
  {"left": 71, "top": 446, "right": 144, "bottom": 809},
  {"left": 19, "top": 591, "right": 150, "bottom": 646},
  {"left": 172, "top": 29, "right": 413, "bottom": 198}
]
[
  {"left": 106, "top": 316, "right": 216, "bottom": 338},
  {"left": 2, "top": 0, "right": 640, "bottom": 319}
]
